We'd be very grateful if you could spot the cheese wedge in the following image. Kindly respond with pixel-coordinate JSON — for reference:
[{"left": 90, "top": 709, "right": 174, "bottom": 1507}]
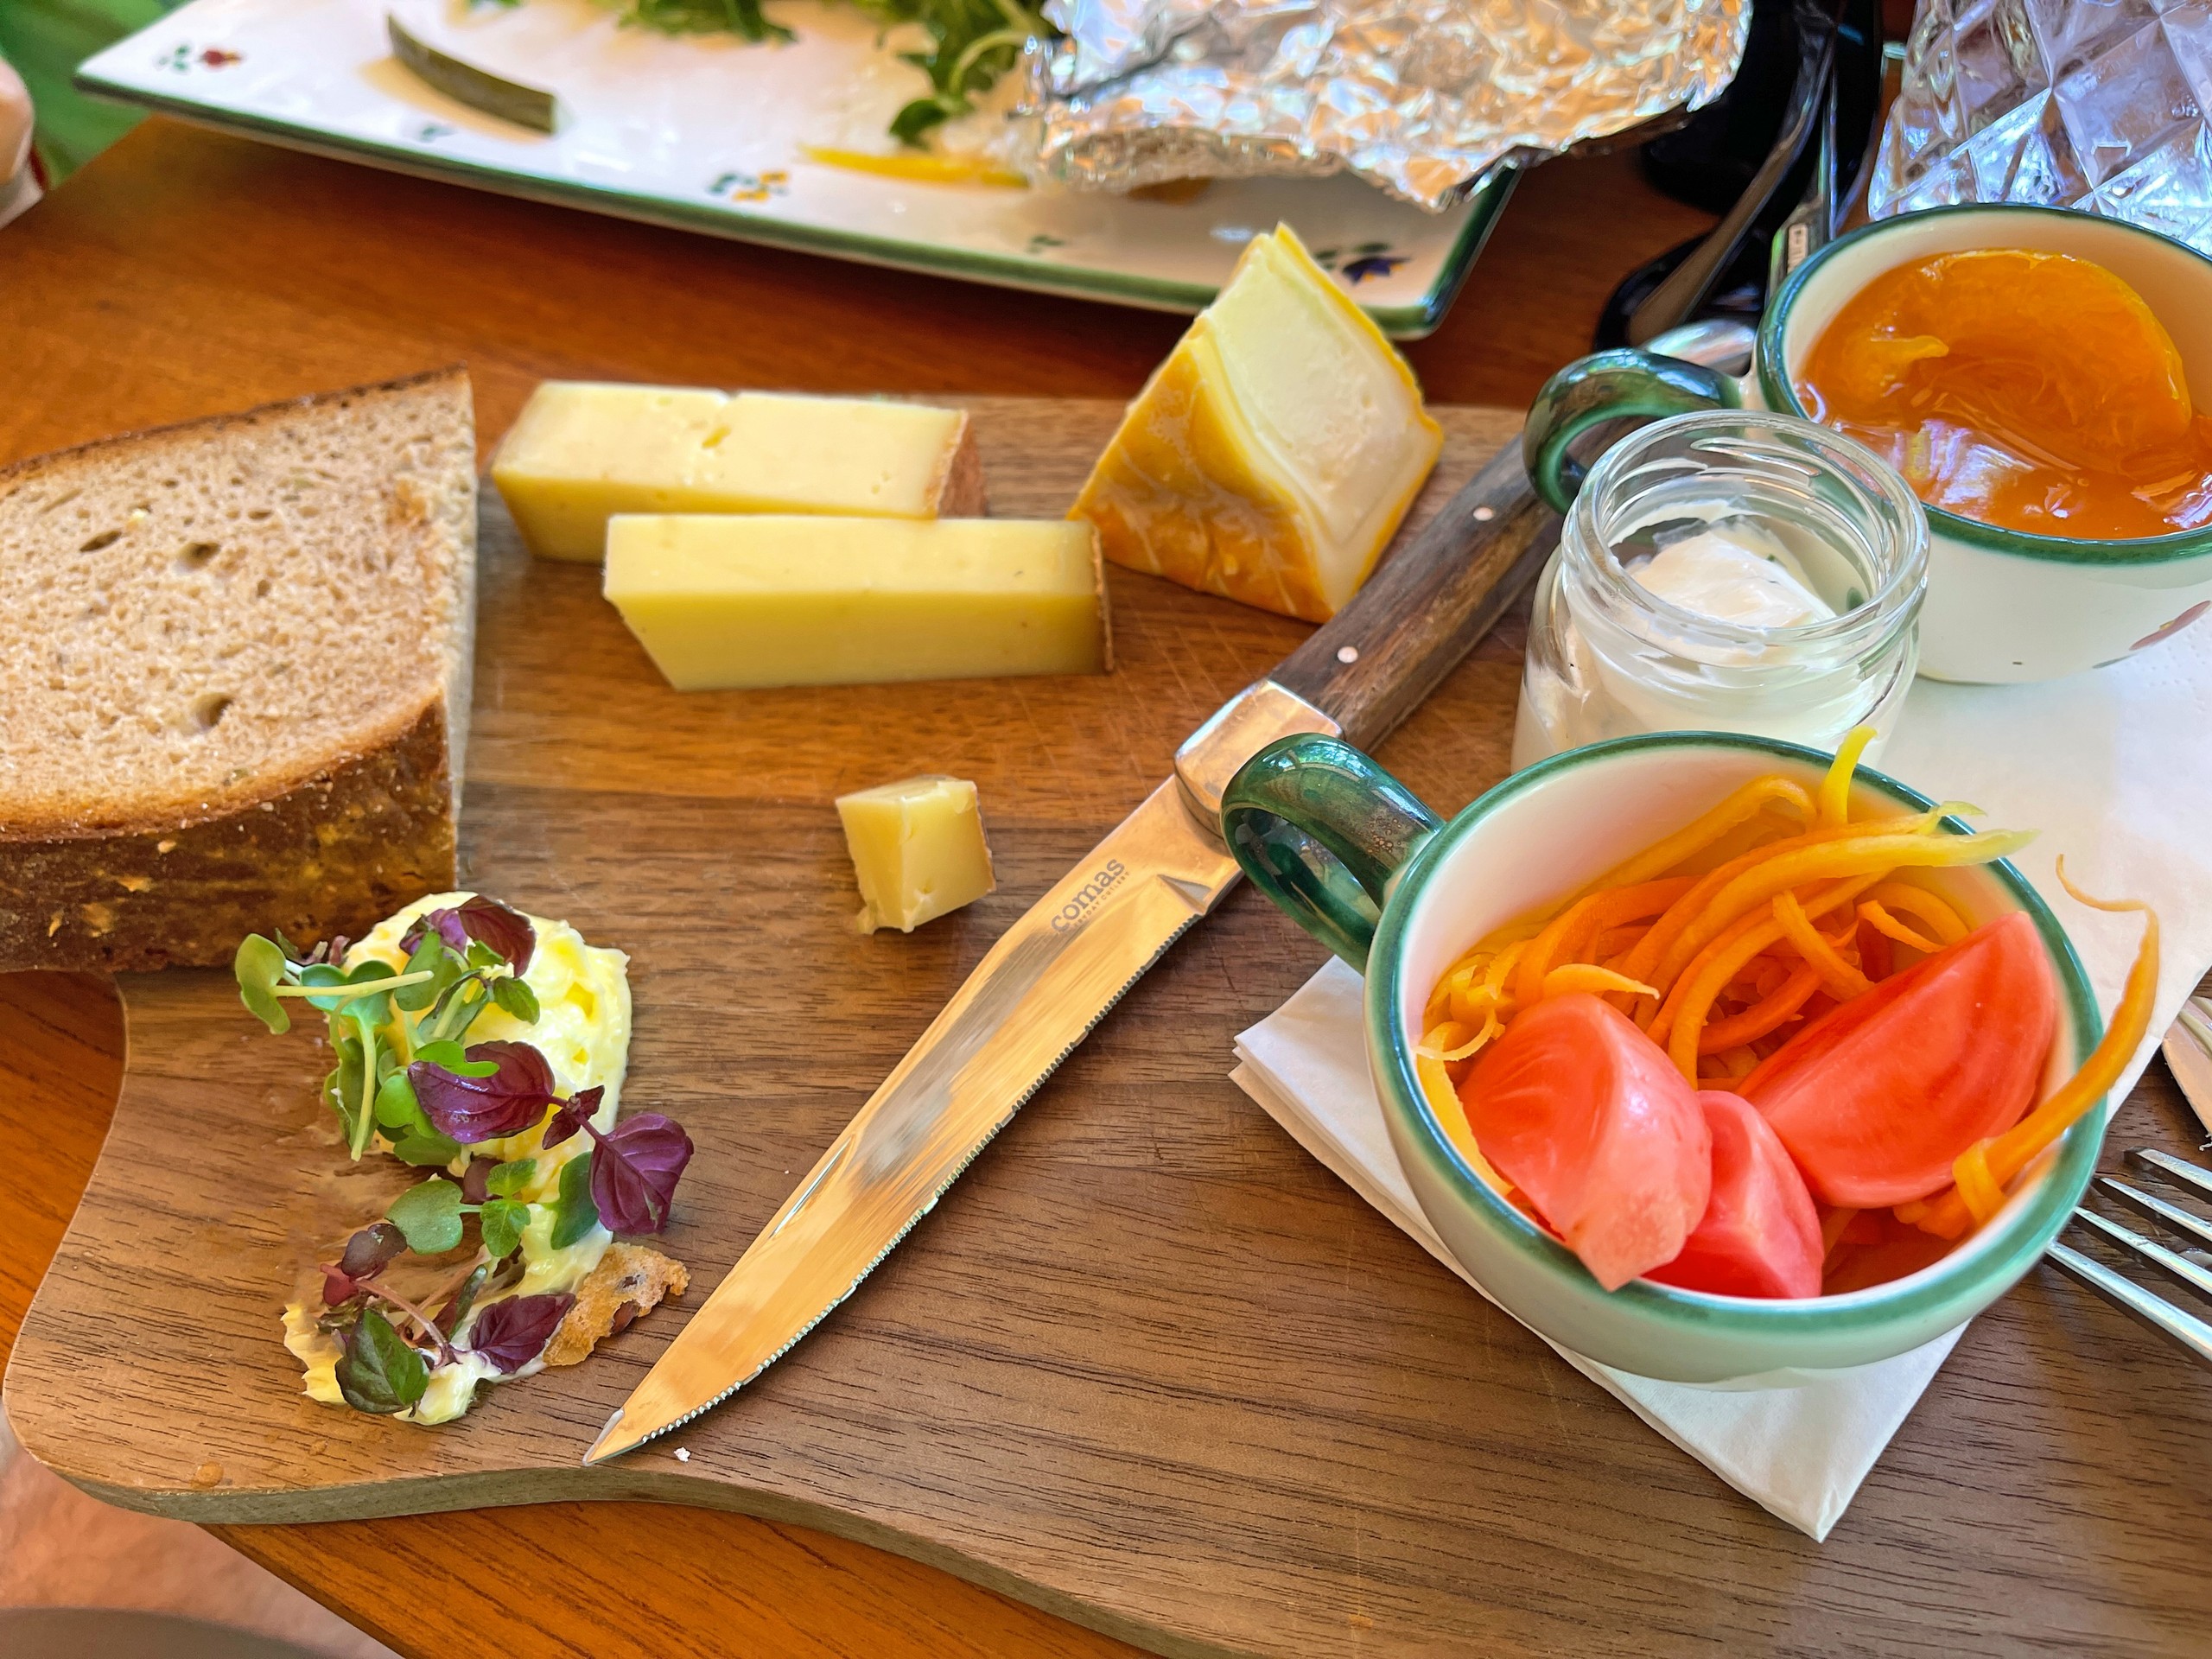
[
  {"left": 1071, "top": 226, "right": 1442, "bottom": 622},
  {"left": 602, "top": 515, "right": 1109, "bottom": 690},
  {"left": 836, "top": 774, "right": 996, "bottom": 932},
  {"left": 492, "top": 385, "right": 987, "bottom": 561}
]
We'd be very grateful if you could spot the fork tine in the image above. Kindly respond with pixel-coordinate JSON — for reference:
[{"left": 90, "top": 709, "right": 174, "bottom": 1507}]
[
  {"left": 2098, "top": 1175, "right": 2212, "bottom": 1253},
  {"left": 2069, "top": 1207, "right": 2212, "bottom": 1305},
  {"left": 2047, "top": 1242, "right": 2212, "bottom": 1367},
  {"left": 2126, "top": 1147, "right": 2212, "bottom": 1205}
]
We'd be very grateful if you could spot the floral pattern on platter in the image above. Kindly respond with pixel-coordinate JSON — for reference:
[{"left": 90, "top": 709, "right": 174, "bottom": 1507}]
[
  {"left": 1306, "top": 241, "right": 1410, "bottom": 284},
  {"left": 708, "top": 168, "right": 790, "bottom": 205},
  {"left": 158, "top": 43, "right": 244, "bottom": 72}
]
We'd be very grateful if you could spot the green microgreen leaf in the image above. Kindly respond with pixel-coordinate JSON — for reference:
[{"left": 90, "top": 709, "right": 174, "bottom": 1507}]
[
  {"left": 444, "top": 1263, "right": 490, "bottom": 1333},
  {"left": 490, "top": 975, "right": 540, "bottom": 1024},
  {"left": 323, "top": 1036, "right": 366, "bottom": 1147},
  {"left": 391, "top": 1129, "right": 465, "bottom": 1168},
  {"left": 233, "top": 934, "right": 291, "bottom": 1033},
  {"left": 335, "top": 1306, "right": 429, "bottom": 1414},
  {"left": 375, "top": 1070, "right": 427, "bottom": 1132},
  {"left": 387, "top": 1177, "right": 466, "bottom": 1255},
  {"left": 465, "top": 938, "right": 503, "bottom": 971},
  {"left": 396, "top": 935, "right": 461, "bottom": 1013},
  {"left": 485, "top": 1158, "right": 536, "bottom": 1198},
  {"left": 550, "top": 1152, "right": 601, "bottom": 1249},
  {"left": 480, "top": 1197, "right": 529, "bottom": 1261}
]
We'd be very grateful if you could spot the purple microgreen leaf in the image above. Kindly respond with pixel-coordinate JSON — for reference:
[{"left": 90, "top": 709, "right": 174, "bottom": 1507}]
[
  {"left": 339, "top": 1221, "right": 408, "bottom": 1280},
  {"left": 539, "top": 1085, "right": 604, "bottom": 1152},
  {"left": 588, "top": 1113, "right": 694, "bottom": 1236},
  {"left": 321, "top": 1264, "right": 361, "bottom": 1306},
  {"left": 401, "top": 895, "right": 536, "bottom": 975},
  {"left": 460, "top": 1157, "right": 493, "bottom": 1205},
  {"left": 463, "top": 1292, "right": 574, "bottom": 1374},
  {"left": 408, "top": 1040, "right": 559, "bottom": 1145}
]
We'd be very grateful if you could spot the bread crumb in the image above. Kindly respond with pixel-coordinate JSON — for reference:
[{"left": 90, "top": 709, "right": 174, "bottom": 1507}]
[
  {"left": 188, "top": 1462, "right": 223, "bottom": 1489},
  {"left": 156, "top": 839, "right": 176, "bottom": 854},
  {"left": 672, "top": 1446, "right": 690, "bottom": 1463},
  {"left": 46, "top": 913, "right": 60, "bottom": 937},
  {"left": 116, "top": 874, "right": 152, "bottom": 893},
  {"left": 80, "top": 901, "right": 115, "bottom": 935},
  {"left": 543, "top": 1243, "right": 688, "bottom": 1368}
]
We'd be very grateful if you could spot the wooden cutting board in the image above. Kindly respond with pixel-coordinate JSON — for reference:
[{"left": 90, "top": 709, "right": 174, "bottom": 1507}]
[{"left": 14, "top": 399, "right": 2207, "bottom": 1659}]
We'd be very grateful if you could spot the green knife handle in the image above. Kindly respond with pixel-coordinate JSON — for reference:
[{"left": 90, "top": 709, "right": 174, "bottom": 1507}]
[{"left": 1268, "top": 435, "right": 1559, "bottom": 751}]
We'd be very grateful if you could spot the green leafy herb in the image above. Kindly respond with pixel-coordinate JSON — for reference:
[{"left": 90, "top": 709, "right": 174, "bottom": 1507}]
[
  {"left": 490, "top": 975, "right": 541, "bottom": 1024},
  {"left": 861, "top": 0, "right": 1050, "bottom": 147},
  {"left": 486, "top": 1158, "right": 537, "bottom": 1198},
  {"left": 550, "top": 1150, "right": 601, "bottom": 1249},
  {"left": 391, "top": 1128, "right": 465, "bottom": 1168},
  {"left": 445, "top": 1262, "right": 491, "bottom": 1335},
  {"left": 234, "top": 934, "right": 291, "bottom": 1033},
  {"left": 480, "top": 1197, "right": 531, "bottom": 1260},
  {"left": 334, "top": 1306, "right": 429, "bottom": 1414},
  {"left": 387, "top": 1178, "right": 466, "bottom": 1255}
]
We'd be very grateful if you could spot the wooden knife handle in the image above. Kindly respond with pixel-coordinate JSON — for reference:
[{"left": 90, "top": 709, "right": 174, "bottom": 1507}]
[{"left": 1269, "top": 435, "right": 1560, "bottom": 751}]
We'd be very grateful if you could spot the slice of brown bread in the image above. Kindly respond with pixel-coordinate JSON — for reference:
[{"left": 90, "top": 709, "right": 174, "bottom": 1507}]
[{"left": 0, "top": 368, "right": 477, "bottom": 971}]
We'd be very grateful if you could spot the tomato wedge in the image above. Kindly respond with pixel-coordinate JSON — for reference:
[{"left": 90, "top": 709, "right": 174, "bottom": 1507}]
[
  {"left": 1745, "top": 911, "right": 2056, "bottom": 1207},
  {"left": 1646, "top": 1091, "right": 1823, "bottom": 1300},
  {"left": 1459, "top": 994, "right": 1712, "bottom": 1291}
]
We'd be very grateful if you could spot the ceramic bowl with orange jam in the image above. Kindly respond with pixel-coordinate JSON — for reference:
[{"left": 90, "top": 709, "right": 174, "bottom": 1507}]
[{"left": 1525, "top": 206, "right": 2212, "bottom": 684}]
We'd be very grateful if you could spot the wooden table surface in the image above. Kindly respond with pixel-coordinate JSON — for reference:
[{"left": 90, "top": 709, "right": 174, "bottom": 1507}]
[{"left": 6, "top": 117, "right": 2204, "bottom": 1659}]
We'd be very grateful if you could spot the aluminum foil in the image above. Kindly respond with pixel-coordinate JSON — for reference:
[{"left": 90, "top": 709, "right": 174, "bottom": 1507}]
[
  {"left": 1871, "top": 0, "right": 2212, "bottom": 255},
  {"left": 1027, "top": 0, "right": 1750, "bottom": 212}
]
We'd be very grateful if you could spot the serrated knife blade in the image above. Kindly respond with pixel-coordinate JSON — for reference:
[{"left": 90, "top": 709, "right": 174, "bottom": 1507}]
[{"left": 585, "top": 432, "right": 1556, "bottom": 1463}]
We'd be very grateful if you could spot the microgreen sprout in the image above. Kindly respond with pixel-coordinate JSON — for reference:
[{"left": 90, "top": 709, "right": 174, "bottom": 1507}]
[{"left": 238, "top": 897, "right": 696, "bottom": 1421}]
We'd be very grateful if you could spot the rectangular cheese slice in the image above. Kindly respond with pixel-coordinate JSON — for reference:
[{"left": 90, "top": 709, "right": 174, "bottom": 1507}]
[
  {"left": 1071, "top": 225, "right": 1441, "bottom": 623},
  {"left": 492, "top": 384, "right": 986, "bottom": 561},
  {"left": 836, "top": 774, "right": 996, "bottom": 933},
  {"left": 603, "top": 515, "right": 1109, "bottom": 690}
]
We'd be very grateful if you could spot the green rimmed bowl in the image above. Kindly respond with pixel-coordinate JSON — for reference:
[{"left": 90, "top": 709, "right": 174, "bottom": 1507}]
[
  {"left": 1524, "top": 204, "right": 2212, "bottom": 684},
  {"left": 1222, "top": 730, "right": 2103, "bottom": 1384}
]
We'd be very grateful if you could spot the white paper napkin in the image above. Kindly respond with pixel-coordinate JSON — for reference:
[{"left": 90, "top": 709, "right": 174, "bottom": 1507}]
[{"left": 1230, "top": 620, "right": 2212, "bottom": 1541}]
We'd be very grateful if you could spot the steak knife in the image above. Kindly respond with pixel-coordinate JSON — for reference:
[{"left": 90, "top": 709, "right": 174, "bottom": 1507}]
[{"left": 586, "top": 436, "right": 1559, "bottom": 1463}]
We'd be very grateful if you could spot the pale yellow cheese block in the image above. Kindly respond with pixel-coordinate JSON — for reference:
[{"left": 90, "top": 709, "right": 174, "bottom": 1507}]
[
  {"left": 1070, "top": 226, "right": 1442, "bottom": 623},
  {"left": 492, "top": 385, "right": 987, "bottom": 561},
  {"left": 836, "top": 774, "right": 997, "bottom": 932},
  {"left": 602, "top": 514, "right": 1109, "bottom": 690}
]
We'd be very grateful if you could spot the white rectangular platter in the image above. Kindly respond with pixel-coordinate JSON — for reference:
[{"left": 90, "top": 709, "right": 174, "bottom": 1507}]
[{"left": 78, "top": 0, "right": 1516, "bottom": 337}]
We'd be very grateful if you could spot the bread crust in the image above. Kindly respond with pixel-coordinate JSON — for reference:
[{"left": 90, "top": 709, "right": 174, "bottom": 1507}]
[{"left": 0, "top": 698, "right": 458, "bottom": 972}]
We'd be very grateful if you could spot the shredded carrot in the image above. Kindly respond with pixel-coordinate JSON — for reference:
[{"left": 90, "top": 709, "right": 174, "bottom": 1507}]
[
  {"left": 1698, "top": 960, "right": 1821, "bottom": 1052},
  {"left": 1513, "top": 877, "right": 1694, "bottom": 1006},
  {"left": 1651, "top": 827, "right": 2034, "bottom": 992},
  {"left": 1859, "top": 899, "right": 1941, "bottom": 955},
  {"left": 1772, "top": 890, "right": 1872, "bottom": 1000},
  {"left": 1863, "top": 880, "right": 1970, "bottom": 946},
  {"left": 1586, "top": 774, "right": 1815, "bottom": 894},
  {"left": 1818, "top": 725, "right": 1877, "bottom": 827},
  {"left": 1616, "top": 805, "right": 1960, "bottom": 998},
  {"left": 1898, "top": 867, "right": 2158, "bottom": 1240},
  {"left": 1541, "top": 963, "right": 1659, "bottom": 1001}
]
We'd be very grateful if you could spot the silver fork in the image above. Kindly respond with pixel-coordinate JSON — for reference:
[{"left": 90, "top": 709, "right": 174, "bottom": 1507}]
[{"left": 2050, "top": 1148, "right": 2212, "bottom": 1366}]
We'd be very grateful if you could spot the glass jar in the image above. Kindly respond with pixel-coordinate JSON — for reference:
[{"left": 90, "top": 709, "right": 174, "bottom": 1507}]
[{"left": 1513, "top": 410, "right": 1929, "bottom": 769}]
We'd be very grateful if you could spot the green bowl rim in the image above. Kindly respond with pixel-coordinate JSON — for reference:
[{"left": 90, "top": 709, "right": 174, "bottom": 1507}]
[
  {"left": 1758, "top": 202, "right": 2212, "bottom": 567},
  {"left": 1368, "top": 729, "right": 2104, "bottom": 1339}
]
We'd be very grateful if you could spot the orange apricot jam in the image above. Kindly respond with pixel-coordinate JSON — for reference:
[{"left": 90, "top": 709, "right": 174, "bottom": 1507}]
[{"left": 1796, "top": 248, "right": 2212, "bottom": 540}]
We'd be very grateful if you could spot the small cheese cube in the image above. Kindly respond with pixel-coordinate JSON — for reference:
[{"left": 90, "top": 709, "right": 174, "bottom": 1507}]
[
  {"left": 602, "top": 515, "right": 1109, "bottom": 690},
  {"left": 1071, "top": 225, "right": 1442, "bottom": 622},
  {"left": 836, "top": 775, "right": 996, "bottom": 933},
  {"left": 492, "top": 384, "right": 986, "bottom": 561}
]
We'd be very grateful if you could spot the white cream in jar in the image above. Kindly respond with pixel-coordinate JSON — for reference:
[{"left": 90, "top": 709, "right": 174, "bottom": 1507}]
[{"left": 1514, "top": 412, "right": 1928, "bottom": 768}]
